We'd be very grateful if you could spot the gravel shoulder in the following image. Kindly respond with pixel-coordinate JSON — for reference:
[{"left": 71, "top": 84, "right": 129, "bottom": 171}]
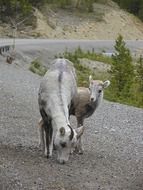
[{"left": 0, "top": 55, "right": 143, "bottom": 190}]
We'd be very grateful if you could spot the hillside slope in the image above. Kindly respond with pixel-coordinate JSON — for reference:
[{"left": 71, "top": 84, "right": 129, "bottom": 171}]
[{"left": 1, "top": 1, "right": 143, "bottom": 39}]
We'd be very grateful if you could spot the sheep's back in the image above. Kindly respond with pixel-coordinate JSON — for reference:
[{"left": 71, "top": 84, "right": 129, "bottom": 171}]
[{"left": 74, "top": 87, "right": 91, "bottom": 118}]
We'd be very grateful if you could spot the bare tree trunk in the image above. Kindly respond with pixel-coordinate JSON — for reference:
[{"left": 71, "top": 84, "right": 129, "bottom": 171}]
[{"left": 75, "top": 0, "right": 81, "bottom": 8}]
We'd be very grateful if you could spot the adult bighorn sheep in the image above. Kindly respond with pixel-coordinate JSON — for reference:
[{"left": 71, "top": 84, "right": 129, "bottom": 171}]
[
  {"left": 38, "top": 58, "right": 84, "bottom": 164},
  {"left": 38, "top": 75, "right": 110, "bottom": 154}
]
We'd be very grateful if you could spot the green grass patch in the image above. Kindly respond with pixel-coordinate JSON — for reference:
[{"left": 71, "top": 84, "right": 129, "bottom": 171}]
[
  {"left": 64, "top": 46, "right": 113, "bottom": 65},
  {"left": 29, "top": 59, "right": 47, "bottom": 76}
]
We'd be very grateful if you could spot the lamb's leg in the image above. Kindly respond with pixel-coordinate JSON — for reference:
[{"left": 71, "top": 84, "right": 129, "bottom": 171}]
[{"left": 75, "top": 118, "right": 84, "bottom": 154}]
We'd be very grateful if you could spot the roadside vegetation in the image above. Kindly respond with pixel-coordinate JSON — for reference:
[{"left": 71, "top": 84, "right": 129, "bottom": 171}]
[
  {"left": 0, "top": 0, "right": 97, "bottom": 22},
  {"left": 64, "top": 47, "right": 113, "bottom": 65},
  {"left": 29, "top": 59, "right": 47, "bottom": 76},
  {"left": 63, "top": 35, "right": 143, "bottom": 108},
  {"left": 62, "top": 47, "right": 111, "bottom": 86},
  {"left": 1, "top": 0, "right": 143, "bottom": 22},
  {"left": 113, "top": 0, "right": 143, "bottom": 21}
]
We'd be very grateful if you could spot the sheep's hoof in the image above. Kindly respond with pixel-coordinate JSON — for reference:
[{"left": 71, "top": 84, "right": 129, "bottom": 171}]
[
  {"left": 46, "top": 154, "right": 50, "bottom": 159},
  {"left": 38, "top": 143, "right": 44, "bottom": 152},
  {"left": 44, "top": 151, "right": 50, "bottom": 159},
  {"left": 78, "top": 150, "right": 84, "bottom": 155},
  {"left": 74, "top": 147, "right": 84, "bottom": 155},
  {"left": 70, "top": 148, "right": 75, "bottom": 154},
  {"left": 53, "top": 144, "right": 56, "bottom": 150},
  {"left": 77, "top": 149, "right": 84, "bottom": 155}
]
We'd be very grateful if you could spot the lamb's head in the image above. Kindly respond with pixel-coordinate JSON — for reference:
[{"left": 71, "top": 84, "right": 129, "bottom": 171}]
[
  {"left": 54, "top": 125, "right": 84, "bottom": 164},
  {"left": 89, "top": 75, "right": 110, "bottom": 102}
]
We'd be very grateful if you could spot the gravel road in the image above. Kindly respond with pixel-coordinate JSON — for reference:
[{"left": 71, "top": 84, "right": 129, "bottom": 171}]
[{"left": 0, "top": 51, "right": 143, "bottom": 190}]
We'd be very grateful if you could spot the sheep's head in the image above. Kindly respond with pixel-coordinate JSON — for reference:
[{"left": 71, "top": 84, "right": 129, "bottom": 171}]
[
  {"left": 89, "top": 75, "right": 110, "bottom": 102},
  {"left": 54, "top": 125, "right": 84, "bottom": 164}
]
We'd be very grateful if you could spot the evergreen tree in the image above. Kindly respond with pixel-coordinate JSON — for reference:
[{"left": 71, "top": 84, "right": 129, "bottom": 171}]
[
  {"left": 136, "top": 55, "right": 143, "bottom": 91},
  {"left": 110, "top": 35, "right": 134, "bottom": 98},
  {"left": 113, "top": 0, "right": 143, "bottom": 21}
]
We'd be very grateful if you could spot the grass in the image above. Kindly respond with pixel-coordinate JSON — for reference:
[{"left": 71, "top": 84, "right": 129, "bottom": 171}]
[
  {"left": 62, "top": 47, "right": 111, "bottom": 87},
  {"left": 29, "top": 59, "right": 47, "bottom": 76},
  {"left": 64, "top": 46, "right": 113, "bottom": 65}
]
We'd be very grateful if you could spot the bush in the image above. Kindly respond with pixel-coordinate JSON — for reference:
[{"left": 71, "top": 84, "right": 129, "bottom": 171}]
[
  {"left": 113, "top": 0, "right": 143, "bottom": 21},
  {"left": 29, "top": 59, "right": 47, "bottom": 76}
]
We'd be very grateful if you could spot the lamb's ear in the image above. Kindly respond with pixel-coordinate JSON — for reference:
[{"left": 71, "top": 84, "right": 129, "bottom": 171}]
[
  {"left": 89, "top": 75, "right": 92, "bottom": 83},
  {"left": 103, "top": 80, "right": 110, "bottom": 88},
  {"left": 60, "top": 127, "right": 65, "bottom": 136},
  {"left": 75, "top": 126, "right": 84, "bottom": 139}
]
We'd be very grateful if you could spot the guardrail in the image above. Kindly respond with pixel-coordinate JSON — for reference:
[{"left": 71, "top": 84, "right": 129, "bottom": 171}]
[
  {"left": 0, "top": 45, "right": 12, "bottom": 55},
  {"left": 0, "top": 45, "right": 15, "bottom": 64}
]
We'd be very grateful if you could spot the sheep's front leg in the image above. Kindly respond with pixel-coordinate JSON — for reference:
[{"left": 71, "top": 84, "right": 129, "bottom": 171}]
[
  {"left": 38, "top": 119, "right": 45, "bottom": 152},
  {"left": 43, "top": 119, "right": 53, "bottom": 158},
  {"left": 49, "top": 132, "right": 54, "bottom": 157},
  {"left": 45, "top": 129, "right": 50, "bottom": 158},
  {"left": 75, "top": 118, "right": 84, "bottom": 154}
]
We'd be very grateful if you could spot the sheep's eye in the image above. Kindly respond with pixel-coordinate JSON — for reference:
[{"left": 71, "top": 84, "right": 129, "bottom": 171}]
[{"left": 98, "top": 90, "right": 102, "bottom": 93}]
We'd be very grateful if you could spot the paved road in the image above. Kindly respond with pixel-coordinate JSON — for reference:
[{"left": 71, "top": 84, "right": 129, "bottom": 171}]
[{"left": 0, "top": 39, "right": 143, "bottom": 54}]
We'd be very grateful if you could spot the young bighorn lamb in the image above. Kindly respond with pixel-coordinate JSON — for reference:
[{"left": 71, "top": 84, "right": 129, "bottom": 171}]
[
  {"left": 38, "top": 75, "right": 110, "bottom": 154},
  {"left": 71, "top": 75, "right": 110, "bottom": 153},
  {"left": 38, "top": 58, "right": 84, "bottom": 164}
]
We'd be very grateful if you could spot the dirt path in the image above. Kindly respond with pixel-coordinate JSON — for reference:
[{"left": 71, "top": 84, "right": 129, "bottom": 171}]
[{"left": 0, "top": 55, "right": 143, "bottom": 190}]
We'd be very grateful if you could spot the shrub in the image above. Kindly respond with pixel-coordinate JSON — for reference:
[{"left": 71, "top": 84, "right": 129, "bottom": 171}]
[{"left": 29, "top": 59, "right": 47, "bottom": 76}]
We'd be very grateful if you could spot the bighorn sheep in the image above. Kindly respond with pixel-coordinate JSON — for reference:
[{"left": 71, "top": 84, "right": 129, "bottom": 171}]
[
  {"left": 38, "top": 58, "right": 84, "bottom": 164},
  {"left": 38, "top": 75, "right": 110, "bottom": 154},
  {"left": 71, "top": 75, "right": 110, "bottom": 153}
]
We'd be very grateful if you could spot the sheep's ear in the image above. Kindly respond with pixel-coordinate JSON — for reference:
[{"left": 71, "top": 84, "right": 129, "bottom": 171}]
[
  {"left": 89, "top": 75, "right": 92, "bottom": 83},
  {"left": 60, "top": 127, "right": 65, "bottom": 136},
  {"left": 103, "top": 80, "right": 110, "bottom": 88},
  {"left": 75, "top": 126, "right": 84, "bottom": 139}
]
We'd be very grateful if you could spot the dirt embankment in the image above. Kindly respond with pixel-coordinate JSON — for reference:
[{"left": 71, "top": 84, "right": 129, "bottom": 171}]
[{"left": 0, "top": 1, "right": 143, "bottom": 39}]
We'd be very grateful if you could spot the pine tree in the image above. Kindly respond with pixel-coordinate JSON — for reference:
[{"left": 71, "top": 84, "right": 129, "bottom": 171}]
[
  {"left": 136, "top": 55, "right": 143, "bottom": 92},
  {"left": 110, "top": 35, "right": 134, "bottom": 98}
]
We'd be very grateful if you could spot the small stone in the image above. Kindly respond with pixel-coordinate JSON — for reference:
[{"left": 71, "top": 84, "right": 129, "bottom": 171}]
[{"left": 110, "top": 128, "right": 116, "bottom": 132}]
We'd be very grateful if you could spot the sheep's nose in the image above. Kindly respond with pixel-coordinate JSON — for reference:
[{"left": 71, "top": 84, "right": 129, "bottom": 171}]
[
  {"left": 91, "top": 98, "right": 94, "bottom": 101},
  {"left": 58, "top": 159, "right": 66, "bottom": 164}
]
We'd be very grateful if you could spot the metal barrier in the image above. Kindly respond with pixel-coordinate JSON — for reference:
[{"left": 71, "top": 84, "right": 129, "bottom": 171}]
[{"left": 0, "top": 45, "right": 11, "bottom": 55}]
